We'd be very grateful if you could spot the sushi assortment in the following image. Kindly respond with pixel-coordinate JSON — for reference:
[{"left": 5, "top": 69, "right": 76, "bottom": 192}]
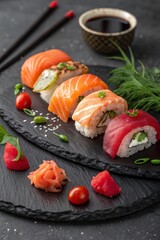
[{"left": 20, "top": 48, "right": 160, "bottom": 159}]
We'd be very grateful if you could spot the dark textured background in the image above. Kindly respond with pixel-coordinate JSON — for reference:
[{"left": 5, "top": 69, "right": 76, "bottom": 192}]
[{"left": 0, "top": 0, "right": 160, "bottom": 239}]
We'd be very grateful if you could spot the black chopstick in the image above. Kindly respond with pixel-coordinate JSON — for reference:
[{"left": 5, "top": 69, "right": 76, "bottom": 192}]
[
  {"left": 0, "top": 10, "right": 75, "bottom": 73},
  {"left": 0, "top": 0, "right": 58, "bottom": 65}
]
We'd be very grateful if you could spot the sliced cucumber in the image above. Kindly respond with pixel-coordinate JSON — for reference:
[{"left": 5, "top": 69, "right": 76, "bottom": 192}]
[{"left": 33, "top": 69, "right": 58, "bottom": 92}]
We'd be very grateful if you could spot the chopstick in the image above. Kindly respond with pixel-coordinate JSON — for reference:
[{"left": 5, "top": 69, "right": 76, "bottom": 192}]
[
  {"left": 0, "top": 10, "right": 75, "bottom": 73},
  {"left": 0, "top": 1, "right": 58, "bottom": 65}
]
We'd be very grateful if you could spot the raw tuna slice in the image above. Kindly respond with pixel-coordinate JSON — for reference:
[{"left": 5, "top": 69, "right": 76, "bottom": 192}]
[{"left": 91, "top": 170, "right": 121, "bottom": 198}]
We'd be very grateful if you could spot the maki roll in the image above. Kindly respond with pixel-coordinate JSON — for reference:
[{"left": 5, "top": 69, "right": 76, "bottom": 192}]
[
  {"left": 48, "top": 74, "right": 108, "bottom": 122},
  {"left": 103, "top": 109, "right": 160, "bottom": 158},
  {"left": 72, "top": 89, "right": 128, "bottom": 138},
  {"left": 33, "top": 61, "right": 89, "bottom": 103}
]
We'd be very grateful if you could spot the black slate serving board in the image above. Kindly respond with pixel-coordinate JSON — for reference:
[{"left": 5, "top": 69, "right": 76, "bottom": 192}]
[
  {"left": 0, "top": 65, "right": 160, "bottom": 222},
  {"left": 0, "top": 117, "right": 160, "bottom": 222},
  {"left": 0, "top": 65, "right": 160, "bottom": 179}
]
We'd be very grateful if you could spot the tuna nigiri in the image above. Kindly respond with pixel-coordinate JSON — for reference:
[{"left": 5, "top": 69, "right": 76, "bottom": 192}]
[
  {"left": 72, "top": 89, "right": 128, "bottom": 138},
  {"left": 103, "top": 109, "right": 160, "bottom": 158},
  {"left": 21, "top": 49, "right": 71, "bottom": 88},
  {"left": 28, "top": 160, "right": 67, "bottom": 192},
  {"left": 48, "top": 74, "right": 108, "bottom": 122},
  {"left": 33, "top": 61, "right": 89, "bottom": 103}
]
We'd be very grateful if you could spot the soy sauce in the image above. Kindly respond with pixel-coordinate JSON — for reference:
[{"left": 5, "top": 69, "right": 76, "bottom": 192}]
[{"left": 86, "top": 16, "right": 130, "bottom": 33}]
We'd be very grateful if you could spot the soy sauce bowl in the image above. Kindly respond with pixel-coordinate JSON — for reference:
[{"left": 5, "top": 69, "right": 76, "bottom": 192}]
[{"left": 79, "top": 8, "right": 137, "bottom": 54}]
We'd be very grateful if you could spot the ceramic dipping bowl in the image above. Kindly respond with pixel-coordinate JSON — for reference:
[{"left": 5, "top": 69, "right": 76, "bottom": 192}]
[{"left": 79, "top": 8, "right": 137, "bottom": 54}]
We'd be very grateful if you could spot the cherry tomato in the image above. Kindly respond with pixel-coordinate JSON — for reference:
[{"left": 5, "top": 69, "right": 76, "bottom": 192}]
[
  {"left": 16, "top": 92, "right": 32, "bottom": 110},
  {"left": 68, "top": 186, "right": 89, "bottom": 205}
]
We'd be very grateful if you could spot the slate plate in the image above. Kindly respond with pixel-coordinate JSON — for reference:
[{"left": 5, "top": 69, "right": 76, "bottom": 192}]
[
  {"left": 0, "top": 65, "right": 160, "bottom": 179},
  {"left": 0, "top": 117, "right": 160, "bottom": 222}
]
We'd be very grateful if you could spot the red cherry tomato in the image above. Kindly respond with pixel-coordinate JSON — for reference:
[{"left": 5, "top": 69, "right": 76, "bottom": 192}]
[
  {"left": 16, "top": 92, "right": 32, "bottom": 110},
  {"left": 68, "top": 186, "right": 89, "bottom": 205}
]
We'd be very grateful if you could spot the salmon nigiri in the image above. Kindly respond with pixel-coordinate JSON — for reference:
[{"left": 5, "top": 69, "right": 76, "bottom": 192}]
[
  {"left": 48, "top": 74, "right": 108, "bottom": 122},
  {"left": 21, "top": 49, "right": 71, "bottom": 88},
  {"left": 72, "top": 89, "right": 128, "bottom": 138}
]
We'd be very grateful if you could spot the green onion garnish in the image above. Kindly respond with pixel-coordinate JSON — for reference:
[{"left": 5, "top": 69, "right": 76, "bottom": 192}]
[
  {"left": 134, "top": 158, "right": 150, "bottom": 165},
  {"left": 57, "top": 62, "right": 75, "bottom": 71},
  {"left": 151, "top": 159, "right": 160, "bottom": 165},
  {"left": 23, "top": 108, "right": 36, "bottom": 117},
  {"left": 126, "top": 109, "right": 139, "bottom": 117},
  {"left": 98, "top": 91, "right": 106, "bottom": 98},
  {"left": 67, "top": 65, "right": 75, "bottom": 70},
  {"left": 57, "top": 62, "right": 67, "bottom": 70}
]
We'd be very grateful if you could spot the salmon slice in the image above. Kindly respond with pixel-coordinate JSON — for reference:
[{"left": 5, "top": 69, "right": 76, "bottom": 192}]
[
  {"left": 21, "top": 49, "right": 72, "bottom": 88},
  {"left": 48, "top": 74, "right": 108, "bottom": 122},
  {"left": 72, "top": 89, "right": 128, "bottom": 138}
]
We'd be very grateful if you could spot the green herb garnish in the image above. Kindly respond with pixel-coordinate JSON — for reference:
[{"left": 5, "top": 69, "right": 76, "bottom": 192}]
[
  {"left": 134, "top": 157, "right": 160, "bottom": 165},
  {"left": 34, "top": 116, "right": 47, "bottom": 124},
  {"left": 98, "top": 91, "right": 106, "bottom": 98},
  {"left": 14, "top": 83, "right": 23, "bottom": 95},
  {"left": 53, "top": 132, "right": 69, "bottom": 142},
  {"left": 132, "top": 131, "right": 147, "bottom": 143},
  {"left": 67, "top": 65, "right": 75, "bottom": 70},
  {"left": 108, "top": 44, "right": 160, "bottom": 112},
  {"left": 0, "top": 124, "right": 23, "bottom": 161},
  {"left": 108, "top": 110, "right": 117, "bottom": 119},
  {"left": 97, "top": 110, "right": 117, "bottom": 128},
  {"left": 126, "top": 109, "right": 139, "bottom": 117},
  {"left": 134, "top": 158, "right": 150, "bottom": 165},
  {"left": 151, "top": 159, "right": 160, "bottom": 165},
  {"left": 57, "top": 62, "right": 75, "bottom": 71},
  {"left": 23, "top": 108, "right": 36, "bottom": 116},
  {"left": 57, "top": 62, "right": 67, "bottom": 70}
]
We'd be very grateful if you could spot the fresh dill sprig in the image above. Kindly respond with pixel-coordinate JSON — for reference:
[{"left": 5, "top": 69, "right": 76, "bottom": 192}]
[{"left": 108, "top": 44, "right": 160, "bottom": 112}]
